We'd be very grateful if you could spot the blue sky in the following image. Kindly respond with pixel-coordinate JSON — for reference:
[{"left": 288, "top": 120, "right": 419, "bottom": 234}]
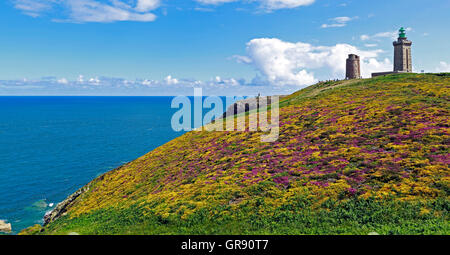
[{"left": 0, "top": 0, "right": 449, "bottom": 96}]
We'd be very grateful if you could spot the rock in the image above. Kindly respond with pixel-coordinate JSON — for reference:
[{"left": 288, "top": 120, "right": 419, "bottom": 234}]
[
  {"left": 44, "top": 184, "right": 90, "bottom": 225},
  {"left": 221, "top": 95, "right": 286, "bottom": 119},
  {"left": 368, "top": 232, "right": 380, "bottom": 235},
  {"left": 42, "top": 164, "right": 123, "bottom": 226},
  {"left": 0, "top": 220, "right": 12, "bottom": 233}
]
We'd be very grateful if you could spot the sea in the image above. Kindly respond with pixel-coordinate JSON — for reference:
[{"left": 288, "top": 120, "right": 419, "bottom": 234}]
[{"left": 0, "top": 96, "right": 231, "bottom": 234}]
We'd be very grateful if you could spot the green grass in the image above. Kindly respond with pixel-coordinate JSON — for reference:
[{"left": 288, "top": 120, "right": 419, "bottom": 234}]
[{"left": 29, "top": 197, "right": 449, "bottom": 235}]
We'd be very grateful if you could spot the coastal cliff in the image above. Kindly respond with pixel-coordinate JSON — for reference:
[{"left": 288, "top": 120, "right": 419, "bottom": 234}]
[{"left": 22, "top": 74, "right": 450, "bottom": 235}]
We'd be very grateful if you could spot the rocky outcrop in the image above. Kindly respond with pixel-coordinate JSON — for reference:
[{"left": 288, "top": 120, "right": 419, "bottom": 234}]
[
  {"left": 42, "top": 164, "right": 128, "bottom": 226},
  {"left": 221, "top": 96, "right": 286, "bottom": 119},
  {"left": 43, "top": 184, "right": 90, "bottom": 225},
  {"left": 0, "top": 220, "right": 12, "bottom": 233}
]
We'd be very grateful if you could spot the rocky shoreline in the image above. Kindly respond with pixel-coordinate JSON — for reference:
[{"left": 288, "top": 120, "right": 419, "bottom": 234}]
[
  {"left": 0, "top": 220, "right": 12, "bottom": 233},
  {"left": 43, "top": 184, "right": 91, "bottom": 225}
]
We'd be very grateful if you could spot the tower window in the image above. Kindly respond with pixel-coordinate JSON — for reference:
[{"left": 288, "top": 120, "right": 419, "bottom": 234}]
[{"left": 406, "top": 49, "right": 409, "bottom": 70}]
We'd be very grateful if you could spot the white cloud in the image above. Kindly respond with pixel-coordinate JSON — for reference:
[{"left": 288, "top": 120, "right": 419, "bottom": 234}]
[
  {"left": 1, "top": 75, "right": 298, "bottom": 96},
  {"left": 196, "top": 0, "right": 238, "bottom": 4},
  {"left": 360, "top": 35, "right": 370, "bottom": 41},
  {"left": 13, "top": 0, "right": 55, "bottom": 17},
  {"left": 259, "top": 0, "right": 315, "bottom": 10},
  {"left": 14, "top": 0, "right": 314, "bottom": 21},
  {"left": 361, "top": 58, "right": 392, "bottom": 77},
  {"left": 194, "top": 7, "right": 216, "bottom": 12},
  {"left": 13, "top": 0, "right": 160, "bottom": 22},
  {"left": 321, "top": 16, "right": 358, "bottom": 29},
  {"left": 435, "top": 61, "right": 450, "bottom": 72},
  {"left": 136, "top": 0, "right": 160, "bottom": 12},
  {"left": 141, "top": 79, "right": 155, "bottom": 86},
  {"left": 164, "top": 75, "right": 179, "bottom": 85},
  {"left": 321, "top": 23, "right": 346, "bottom": 28},
  {"left": 196, "top": 0, "right": 315, "bottom": 10},
  {"left": 236, "top": 38, "right": 390, "bottom": 87},
  {"left": 361, "top": 27, "right": 412, "bottom": 41},
  {"left": 89, "top": 77, "right": 101, "bottom": 85},
  {"left": 230, "top": 55, "right": 253, "bottom": 64},
  {"left": 77, "top": 75, "right": 85, "bottom": 83},
  {"left": 57, "top": 78, "right": 69, "bottom": 84},
  {"left": 332, "top": 16, "right": 352, "bottom": 23},
  {"left": 213, "top": 76, "right": 241, "bottom": 86}
]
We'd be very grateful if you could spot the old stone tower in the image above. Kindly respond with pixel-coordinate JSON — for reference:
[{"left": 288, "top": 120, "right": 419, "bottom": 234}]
[
  {"left": 393, "top": 27, "right": 413, "bottom": 72},
  {"left": 346, "top": 54, "right": 361, "bottom": 79}
]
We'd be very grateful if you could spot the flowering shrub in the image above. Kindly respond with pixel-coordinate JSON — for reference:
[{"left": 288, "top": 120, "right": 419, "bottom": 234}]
[{"left": 38, "top": 74, "right": 449, "bottom": 234}]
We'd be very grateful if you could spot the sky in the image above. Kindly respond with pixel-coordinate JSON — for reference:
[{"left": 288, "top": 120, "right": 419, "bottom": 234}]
[{"left": 0, "top": 0, "right": 449, "bottom": 96}]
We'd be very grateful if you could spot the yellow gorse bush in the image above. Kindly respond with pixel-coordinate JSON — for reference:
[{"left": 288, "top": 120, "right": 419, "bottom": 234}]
[{"left": 63, "top": 74, "right": 449, "bottom": 219}]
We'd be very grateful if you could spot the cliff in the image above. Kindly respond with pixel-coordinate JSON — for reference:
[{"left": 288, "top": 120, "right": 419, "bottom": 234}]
[{"left": 22, "top": 73, "right": 450, "bottom": 235}]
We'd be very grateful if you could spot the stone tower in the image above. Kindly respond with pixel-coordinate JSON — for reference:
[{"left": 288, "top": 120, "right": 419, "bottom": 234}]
[
  {"left": 346, "top": 54, "right": 361, "bottom": 79},
  {"left": 393, "top": 27, "right": 412, "bottom": 72}
]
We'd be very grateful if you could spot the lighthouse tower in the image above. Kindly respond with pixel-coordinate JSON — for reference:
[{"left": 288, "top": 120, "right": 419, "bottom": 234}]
[
  {"left": 393, "top": 27, "right": 413, "bottom": 72},
  {"left": 346, "top": 54, "right": 361, "bottom": 79}
]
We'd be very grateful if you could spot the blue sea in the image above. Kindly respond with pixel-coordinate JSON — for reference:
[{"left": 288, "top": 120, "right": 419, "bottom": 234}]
[{"left": 0, "top": 96, "right": 211, "bottom": 234}]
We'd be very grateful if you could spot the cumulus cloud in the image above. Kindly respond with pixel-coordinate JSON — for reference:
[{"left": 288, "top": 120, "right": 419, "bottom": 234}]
[
  {"left": 164, "top": 75, "right": 179, "bottom": 85},
  {"left": 435, "top": 61, "right": 450, "bottom": 72},
  {"left": 196, "top": 0, "right": 315, "bottom": 10},
  {"left": 13, "top": 0, "right": 160, "bottom": 22},
  {"left": 235, "top": 38, "right": 391, "bottom": 87},
  {"left": 362, "top": 58, "right": 392, "bottom": 77},
  {"left": 213, "top": 76, "right": 242, "bottom": 86}
]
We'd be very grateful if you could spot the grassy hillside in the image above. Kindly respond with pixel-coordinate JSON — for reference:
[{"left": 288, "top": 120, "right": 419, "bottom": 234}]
[{"left": 23, "top": 73, "right": 450, "bottom": 235}]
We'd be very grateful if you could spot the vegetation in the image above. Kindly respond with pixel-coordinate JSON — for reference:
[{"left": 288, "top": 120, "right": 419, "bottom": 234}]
[
  {"left": 23, "top": 73, "right": 450, "bottom": 235},
  {"left": 23, "top": 197, "right": 449, "bottom": 235}
]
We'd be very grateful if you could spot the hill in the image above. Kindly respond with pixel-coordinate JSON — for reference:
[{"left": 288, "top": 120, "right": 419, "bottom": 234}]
[{"left": 22, "top": 73, "right": 450, "bottom": 235}]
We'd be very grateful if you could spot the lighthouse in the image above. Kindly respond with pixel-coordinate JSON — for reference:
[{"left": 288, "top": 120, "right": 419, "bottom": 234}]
[
  {"left": 393, "top": 27, "right": 413, "bottom": 72},
  {"left": 372, "top": 27, "right": 414, "bottom": 77}
]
